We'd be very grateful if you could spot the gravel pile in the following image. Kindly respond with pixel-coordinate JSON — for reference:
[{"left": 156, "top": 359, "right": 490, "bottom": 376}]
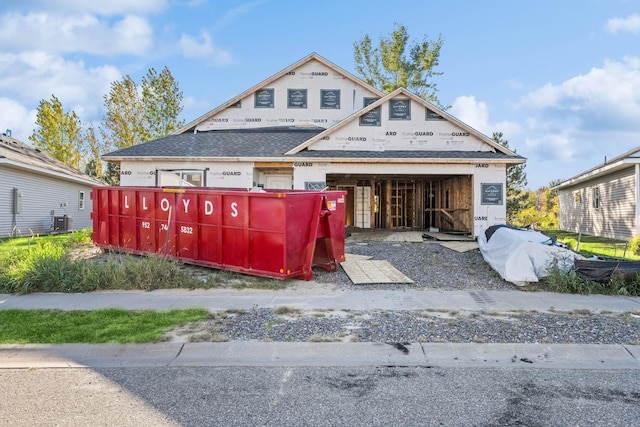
[
  {"left": 312, "top": 241, "right": 513, "bottom": 291},
  {"left": 195, "top": 308, "right": 640, "bottom": 345}
]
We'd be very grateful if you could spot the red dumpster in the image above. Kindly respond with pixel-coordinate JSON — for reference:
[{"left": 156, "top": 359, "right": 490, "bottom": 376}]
[{"left": 91, "top": 186, "right": 346, "bottom": 280}]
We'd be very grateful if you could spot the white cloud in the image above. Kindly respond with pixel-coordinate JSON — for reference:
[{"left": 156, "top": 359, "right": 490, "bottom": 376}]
[
  {"left": 514, "top": 57, "right": 640, "bottom": 188},
  {"left": 179, "top": 30, "right": 233, "bottom": 66},
  {"left": 0, "top": 98, "right": 36, "bottom": 141},
  {"left": 450, "top": 95, "right": 521, "bottom": 140},
  {"left": 0, "top": 52, "right": 121, "bottom": 126},
  {"left": 0, "top": 12, "right": 154, "bottom": 56},
  {"left": 518, "top": 56, "right": 640, "bottom": 131},
  {"left": 606, "top": 13, "right": 640, "bottom": 35}
]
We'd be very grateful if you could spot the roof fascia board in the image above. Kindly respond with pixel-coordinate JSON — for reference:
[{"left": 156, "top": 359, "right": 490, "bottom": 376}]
[
  {"left": 104, "top": 155, "right": 524, "bottom": 165},
  {"left": 555, "top": 147, "right": 640, "bottom": 189},
  {"left": 175, "top": 52, "right": 385, "bottom": 135}
]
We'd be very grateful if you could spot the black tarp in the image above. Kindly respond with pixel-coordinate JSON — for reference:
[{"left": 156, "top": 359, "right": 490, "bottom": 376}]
[{"left": 573, "top": 259, "right": 640, "bottom": 282}]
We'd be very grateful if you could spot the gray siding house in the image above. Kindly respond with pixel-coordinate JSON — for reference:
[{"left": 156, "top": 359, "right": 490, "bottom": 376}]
[
  {"left": 0, "top": 133, "right": 102, "bottom": 238},
  {"left": 556, "top": 147, "right": 640, "bottom": 241}
]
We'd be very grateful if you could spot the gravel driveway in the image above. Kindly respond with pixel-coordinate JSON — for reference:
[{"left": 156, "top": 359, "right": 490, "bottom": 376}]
[{"left": 312, "top": 239, "right": 513, "bottom": 291}]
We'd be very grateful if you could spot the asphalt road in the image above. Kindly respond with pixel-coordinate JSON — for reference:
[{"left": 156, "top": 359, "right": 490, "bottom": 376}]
[{"left": 2, "top": 365, "right": 640, "bottom": 426}]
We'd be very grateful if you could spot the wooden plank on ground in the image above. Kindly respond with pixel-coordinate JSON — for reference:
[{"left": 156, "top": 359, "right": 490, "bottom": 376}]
[
  {"left": 439, "top": 241, "right": 479, "bottom": 253},
  {"left": 423, "top": 232, "right": 473, "bottom": 241},
  {"left": 383, "top": 232, "right": 424, "bottom": 242},
  {"left": 341, "top": 260, "right": 414, "bottom": 285}
]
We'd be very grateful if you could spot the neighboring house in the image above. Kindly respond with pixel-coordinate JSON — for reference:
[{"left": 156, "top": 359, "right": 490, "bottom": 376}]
[
  {"left": 103, "top": 53, "right": 525, "bottom": 237},
  {"left": 555, "top": 147, "right": 640, "bottom": 242},
  {"left": 0, "top": 133, "right": 102, "bottom": 238}
]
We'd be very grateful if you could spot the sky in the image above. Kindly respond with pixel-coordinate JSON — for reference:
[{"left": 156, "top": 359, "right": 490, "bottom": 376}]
[{"left": 1, "top": 0, "right": 639, "bottom": 190}]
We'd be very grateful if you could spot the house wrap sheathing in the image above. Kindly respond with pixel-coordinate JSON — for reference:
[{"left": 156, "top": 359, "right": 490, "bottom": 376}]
[{"left": 103, "top": 53, "right": 525, "bottom": 237}]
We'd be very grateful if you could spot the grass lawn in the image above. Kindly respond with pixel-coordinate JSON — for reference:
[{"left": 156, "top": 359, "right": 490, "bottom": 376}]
[
  {"left": 0, "top": 230, "right": 90, "bottom": 258},
  {"left": 0, "top": 308, "right": 209, "bottom": 344},
  {"left": 542, "top": 229, "right": 640, "bottom": 260}
]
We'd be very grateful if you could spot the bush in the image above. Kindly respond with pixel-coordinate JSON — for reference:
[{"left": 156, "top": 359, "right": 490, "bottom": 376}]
[
  {"left": 542, "top": 265, "right": 640, "bottom": 296},
  {"left": 629, "top": 235, "right": 640, "bottom": 256}
]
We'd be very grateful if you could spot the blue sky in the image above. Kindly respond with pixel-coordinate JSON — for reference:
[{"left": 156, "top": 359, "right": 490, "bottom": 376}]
[{"left": 1, "top": 0, "right": 639, "bottom": 190}]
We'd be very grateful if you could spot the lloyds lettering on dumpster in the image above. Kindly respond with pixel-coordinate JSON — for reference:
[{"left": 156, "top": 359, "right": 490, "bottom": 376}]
[{"left": 124, "top": 195, "right": 244, "bottom": 229}]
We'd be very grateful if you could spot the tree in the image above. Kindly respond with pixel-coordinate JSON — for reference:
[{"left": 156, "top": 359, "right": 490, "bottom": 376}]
[
  {"left": 102, "top": 75, "right": 147, "bottom": 150},
  {"left": 99, "top": 66, "right": 184, "bottom": 184},
  {"left": 354, "top": 23, "right": 445, "bottom": 106},
  {"left": 142, "top": 66, "right": 185, "bottom": 140},
  {"left": 493, "top": 132, "right": 529, "bottom": 224},
  {"left": 29, "top": 95, "right": 84, "bottom": 169}
]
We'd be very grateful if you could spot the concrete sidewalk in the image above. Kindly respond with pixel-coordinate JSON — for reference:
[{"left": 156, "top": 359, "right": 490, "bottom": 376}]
[
  {"left": 2, "top": 286, "right": 640, "bottom": 313},
  {"left": 2, "top": 287, "right": 640, "bottom": 370}
]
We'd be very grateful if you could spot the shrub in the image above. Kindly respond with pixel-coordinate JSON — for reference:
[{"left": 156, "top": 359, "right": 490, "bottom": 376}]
[{"left": 629, "top": 235, "right": 640, "bottom": 256}]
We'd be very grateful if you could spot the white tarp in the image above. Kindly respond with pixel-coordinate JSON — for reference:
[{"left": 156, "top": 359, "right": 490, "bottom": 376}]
[{"left": 477, "top": 225, "right": 583, "bottom": 286}]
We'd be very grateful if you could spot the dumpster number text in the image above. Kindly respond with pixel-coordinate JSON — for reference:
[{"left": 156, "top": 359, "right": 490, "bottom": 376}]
[
  {"left": 141, "top": 221, "right": 151, "bottom": 229},
  {"left": 180, "top": 226, "right": 194, "bottom": 234}
]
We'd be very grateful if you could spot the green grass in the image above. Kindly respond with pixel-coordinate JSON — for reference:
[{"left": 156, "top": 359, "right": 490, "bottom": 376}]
[
  {"left": 0, "top": 228, "right": 92, "bottom": 259},
  {"left": 0, "top": 308, "right": 209, "bottom": 344},
  {"left": 542, "top": 229, "right": 640, "bottom": 260},
  {"left": 0, "top": 229, "right": 293, "bottom": 294}
]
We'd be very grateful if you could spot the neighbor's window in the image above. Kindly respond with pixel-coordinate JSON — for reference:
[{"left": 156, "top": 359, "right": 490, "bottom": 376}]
[
  {"left": 592, "top": 187, "right": 601, "bottom": 209},
  {"left": 574, "top": 192, "right": 582, "bottom": 203},
  {"left": 78, "top": 191, "right": 85, "bottom": 210}
]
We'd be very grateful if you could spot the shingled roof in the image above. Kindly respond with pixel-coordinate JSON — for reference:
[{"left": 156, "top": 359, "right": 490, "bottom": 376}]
[
  {"left": 103, "top": 127, "right": 524, "bottom": 164},
  {"left": 103, "top": 127, "right": 325, "bottom": 159},
  {"left": 0, "top": 135, "right": 101, "bottom": 185}
]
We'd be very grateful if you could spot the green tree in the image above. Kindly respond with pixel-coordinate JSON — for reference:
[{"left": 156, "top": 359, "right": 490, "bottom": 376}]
[
  {"left": 100, "top": 67, "right": 184, "bottom": 184},
  {"left": 142, "top": 66, "right": 185, "bottom": 140},
  {"left": 354, "top": 23, "right": 445, "bottom": 106},
  {"left": 29, "top": 95, "right": 84, "bottom": 169},
  {"left": 493, "top": 132, "right": 529, "bottom": 224},
  {"left": 102, "top": 75, "right": 147, "bottom": 150}
]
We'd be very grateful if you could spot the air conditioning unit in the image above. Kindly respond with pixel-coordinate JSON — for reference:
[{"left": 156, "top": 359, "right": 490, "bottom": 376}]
[{"left": 54, "top": 215, "right": 73, "bottom": 232}]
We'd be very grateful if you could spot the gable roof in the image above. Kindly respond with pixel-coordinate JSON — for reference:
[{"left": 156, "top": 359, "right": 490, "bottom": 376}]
[
  {"left": 176, "top": 52, "right": 385, "bottom": 134},
  {"left": 0, "top": 134, "right": 102, "bottom": 186},
  {"left": 285, "top": 87, "right": 520, "bottom": 159},
  {"left": 554, "top": 146, "right": 640, "bottom": 190}
]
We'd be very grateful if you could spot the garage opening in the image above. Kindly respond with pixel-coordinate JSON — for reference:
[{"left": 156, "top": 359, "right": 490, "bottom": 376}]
[{"left": 329, "top": 175, "right": 472, "bottom": 233}]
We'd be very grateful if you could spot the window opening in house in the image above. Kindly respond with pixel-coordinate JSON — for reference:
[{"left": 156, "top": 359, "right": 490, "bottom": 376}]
[
  {"left": 255, "top": 88, "right": 274, "bottom": 108},
  {"left": 156, "top": 169, "right": 207, "bottom": 187},
  {"left": 320, "top": 90, "right": 340, "bottom": 109},
  {"left": 592, "top": 187, "right": 601, "bottom": 209},
  {"left": 78, "top": 191, "right": 85, "bottom": 210},
  {"left": 177, "top": 171, "right": 203, "bottom": 186},
  {"left": 305, "top": 181, "right": 326, "bottom": 190},
  {"left": 287, "top": 89, "right": 307, "bottom": 109}
]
